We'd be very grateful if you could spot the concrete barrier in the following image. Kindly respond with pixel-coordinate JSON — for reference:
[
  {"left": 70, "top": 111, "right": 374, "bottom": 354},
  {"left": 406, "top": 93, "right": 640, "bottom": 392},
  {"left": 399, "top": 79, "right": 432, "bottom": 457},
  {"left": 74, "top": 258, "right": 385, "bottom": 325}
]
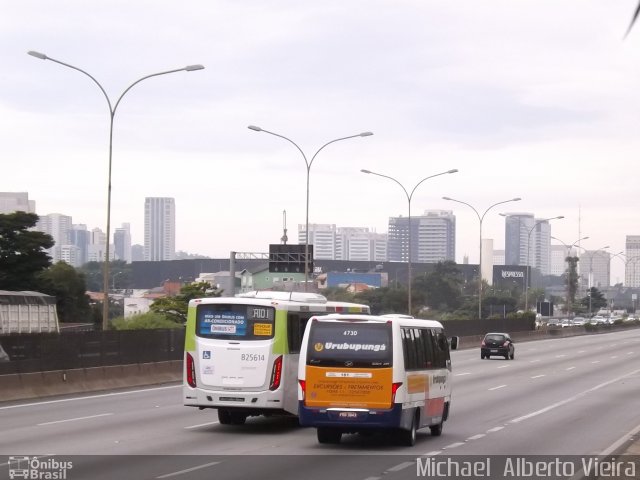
[{"left": 0, "top": 360, "right": 182, "bottom": 402}]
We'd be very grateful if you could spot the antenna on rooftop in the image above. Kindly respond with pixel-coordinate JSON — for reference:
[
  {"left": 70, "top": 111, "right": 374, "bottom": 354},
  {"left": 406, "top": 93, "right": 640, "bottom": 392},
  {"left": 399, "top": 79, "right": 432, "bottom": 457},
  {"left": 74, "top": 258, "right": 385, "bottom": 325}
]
[{"left": 281, "top": 210, "right": 288, "bottom": 245}]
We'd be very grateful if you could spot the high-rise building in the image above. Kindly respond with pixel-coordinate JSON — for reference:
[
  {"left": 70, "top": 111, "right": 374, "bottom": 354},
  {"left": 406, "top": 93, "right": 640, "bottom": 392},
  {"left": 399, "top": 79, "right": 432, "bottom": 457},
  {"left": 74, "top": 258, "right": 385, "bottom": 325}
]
[
  {"left": 625, "top": 235, "right": 640, "bottom": 288},
  {"left": 69, "top": 224, "right": 90, "bottom": 266},
  {"left": 580, "top": 250, "right": 610, "bottom": 289},
  {"left": 131, "top": 244, "right": 144, "bottom": 262},
  {"left": 388, "top": 210, "right": 455, "bottom": 263},
  {"left": 0, "top": 192, "right": 35, "bottom": 214},
  {"left": 298, "top": 224, "right": 336, "bottom": 260},
  {"left": 297, "top": 225, "right": 388, "bottom": 261},
  {"left": 114, "top": 223, "right": 132, "bottom": 263},
  {"left": 504, "top": 213, "right": 553, "bottom": 275},
  {"left": 36, "top": 213, "right": 73, "bottom": 263},
  {"left": 144, "top": 197, "right": 176, "bottom": 261},
  {"left": 550, "top": 244, "right": 576, "bottom": 276}
]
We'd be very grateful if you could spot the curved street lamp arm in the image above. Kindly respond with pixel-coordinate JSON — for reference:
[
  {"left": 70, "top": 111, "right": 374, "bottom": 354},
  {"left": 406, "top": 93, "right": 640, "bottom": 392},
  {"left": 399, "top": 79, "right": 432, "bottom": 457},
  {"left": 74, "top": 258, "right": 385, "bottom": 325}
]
[
  {"left": 32, "top": 54, "right": 113, "bottom": 114},
  {"left": 361, "top": 170, "right": 410, "bottom": 202},
  {"left": 480, "top": 198, "right": 521, "bottom": 223},
  {"left": 251, "top": 128, "right": 309, "bottom": 168},
  {"left": 310, "top": 134, "right": 367, "bottom": 170},
  {"left": 113, "top": 67, "right": 195, "bottom": 114},
  {"left": 409, "top": 169, "right": 458, "bottom": 202},
  {"left": 442, "top": 197, "right": 480, "bottom": 222}
]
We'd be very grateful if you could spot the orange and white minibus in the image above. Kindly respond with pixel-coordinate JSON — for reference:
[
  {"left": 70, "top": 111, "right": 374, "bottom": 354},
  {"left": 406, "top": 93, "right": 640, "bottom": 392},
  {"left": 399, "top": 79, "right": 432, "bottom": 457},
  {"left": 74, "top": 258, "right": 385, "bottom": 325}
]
[{"left": 298, "top": 314, "right": 456, "bottom": 445}]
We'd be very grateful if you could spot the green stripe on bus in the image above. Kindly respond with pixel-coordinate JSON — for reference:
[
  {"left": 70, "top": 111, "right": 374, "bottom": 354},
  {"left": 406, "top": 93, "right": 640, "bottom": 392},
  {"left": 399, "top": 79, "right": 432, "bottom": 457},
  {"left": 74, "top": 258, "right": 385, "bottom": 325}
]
[
  {"left": 185, "top": 306, "right": 196, "bottom": 351},
  {"left": 272, "top": 309, "right": 287, "bottom": 354}
]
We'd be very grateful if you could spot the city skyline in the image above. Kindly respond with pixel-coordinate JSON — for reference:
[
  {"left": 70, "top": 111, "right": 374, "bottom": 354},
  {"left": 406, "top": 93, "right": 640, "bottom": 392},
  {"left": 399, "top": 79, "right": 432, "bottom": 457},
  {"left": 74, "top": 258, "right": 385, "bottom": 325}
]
[
  {"left": 2, "top": 2, "right": 639, "bottom": 285},
  {"left": 8, "top": 189, "right": 637, "bottom": 287}
]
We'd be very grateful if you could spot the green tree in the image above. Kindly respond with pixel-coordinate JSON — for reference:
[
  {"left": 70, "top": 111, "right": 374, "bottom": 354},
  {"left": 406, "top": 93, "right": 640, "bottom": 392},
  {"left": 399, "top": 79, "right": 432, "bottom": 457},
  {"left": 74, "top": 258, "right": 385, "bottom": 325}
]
[
  {"left": 0, "top": 212, "right": 54, "bottom": 290},
  {"left": 413, "top": 261, "right": 463, "bottom": 312},
  {"left": 111, "top": 312, "right": 184, "bottom": 330},
  {"left": 580, "top": 287, "right": 607, "bottom": 312},
  {"left": 353, "top": 287, "right": 408, "bottom": 315},
  {"left": 38, "top": 262, "right": 92, "bottom": 323},
  {"left": 149, "top": 282, "right": 221, "bottom": 324},
  {"left": 564, "top": 256, "right": 580, "bottom": 314}
]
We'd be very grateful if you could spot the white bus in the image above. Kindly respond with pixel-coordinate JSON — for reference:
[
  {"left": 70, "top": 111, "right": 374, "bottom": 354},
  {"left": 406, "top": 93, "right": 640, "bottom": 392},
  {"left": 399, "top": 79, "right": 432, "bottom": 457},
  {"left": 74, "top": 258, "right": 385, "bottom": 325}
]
[
  {"left": 183, "top": 291, "right": 370, "bottom": 425},
  {"left": 298, "top": 314, "right": 456, "bottom": 445}
]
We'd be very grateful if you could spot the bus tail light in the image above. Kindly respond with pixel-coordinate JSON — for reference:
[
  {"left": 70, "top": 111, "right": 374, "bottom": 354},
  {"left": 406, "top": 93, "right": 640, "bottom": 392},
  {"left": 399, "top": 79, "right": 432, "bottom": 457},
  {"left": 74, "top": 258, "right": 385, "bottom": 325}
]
[
  {"left": 298, "top": 379, "right": 306, "bottom": 401},
  {"left": 186, "top": 352, "right": 197, "bottom": 388},
  {"left": 269, "top": 355, "right": 283, "bottom": 391},
  {"left": 391, "top": 382, "right": 403, "bottom": 404}
]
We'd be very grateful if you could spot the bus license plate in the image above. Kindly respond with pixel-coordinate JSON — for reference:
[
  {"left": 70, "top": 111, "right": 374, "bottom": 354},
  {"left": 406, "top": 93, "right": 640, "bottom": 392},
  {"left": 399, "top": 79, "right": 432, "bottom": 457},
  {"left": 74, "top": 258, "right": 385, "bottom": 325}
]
[{"left": 339, "top": 412, "right": 359, "bottom": 419}]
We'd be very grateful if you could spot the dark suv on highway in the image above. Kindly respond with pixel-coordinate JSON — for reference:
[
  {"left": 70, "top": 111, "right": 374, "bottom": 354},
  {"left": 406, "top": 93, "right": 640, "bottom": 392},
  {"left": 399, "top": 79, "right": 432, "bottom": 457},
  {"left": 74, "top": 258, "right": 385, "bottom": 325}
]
[{"left": 481, "top": 333, "right": 515, "bottom": 360}]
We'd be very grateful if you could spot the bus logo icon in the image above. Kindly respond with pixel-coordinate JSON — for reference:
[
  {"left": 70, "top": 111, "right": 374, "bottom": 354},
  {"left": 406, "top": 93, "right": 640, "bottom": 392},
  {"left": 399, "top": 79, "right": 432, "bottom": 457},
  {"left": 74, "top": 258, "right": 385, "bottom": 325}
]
[{"left": 8, "top": 456, "right": 29, "bottom": 479}]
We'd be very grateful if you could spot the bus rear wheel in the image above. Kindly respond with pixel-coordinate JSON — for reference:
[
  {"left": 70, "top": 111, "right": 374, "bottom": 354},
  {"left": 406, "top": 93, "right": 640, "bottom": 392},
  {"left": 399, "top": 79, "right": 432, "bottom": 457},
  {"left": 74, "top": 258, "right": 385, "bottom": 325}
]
[
  {"left": 317, "top": 427, "right": 342, "bottom": 444},
  {"left": 217, "top": 409, "right": 247, "bottom": 425}
]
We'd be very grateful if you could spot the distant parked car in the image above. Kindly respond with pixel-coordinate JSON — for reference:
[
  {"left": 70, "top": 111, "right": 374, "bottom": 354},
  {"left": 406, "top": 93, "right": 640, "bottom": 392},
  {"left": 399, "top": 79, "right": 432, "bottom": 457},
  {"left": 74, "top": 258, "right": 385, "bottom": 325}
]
[
  {"left": 590, "top": 315, "right": 607, "bottom": 325},
  {"left": 481, "top": 333, "right": 515, "bottom": 360},
  {"left": 561, "top": 319, "right": 573, "bottom": 328},
  {"left": 572, "top": 317, "right": 586, "bottom": 326},
  {"left": 547, "top": 318, "right": 561, "bottom": 328}
]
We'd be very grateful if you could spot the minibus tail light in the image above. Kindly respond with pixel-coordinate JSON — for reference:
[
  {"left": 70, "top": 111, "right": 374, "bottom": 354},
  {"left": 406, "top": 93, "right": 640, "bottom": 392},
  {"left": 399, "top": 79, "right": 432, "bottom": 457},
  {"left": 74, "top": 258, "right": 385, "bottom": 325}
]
[
  {"left": 186, "top": 352, "right": 197, "bottom": 388},
  {"left": 269, "top": 355, "right": 283, "bottom": 391},
  {"left": 298, "top": 379, "right": 306, "bottom": 401},
  {"left": 391, "top": 382, "right": 403, "bottom": 404}
]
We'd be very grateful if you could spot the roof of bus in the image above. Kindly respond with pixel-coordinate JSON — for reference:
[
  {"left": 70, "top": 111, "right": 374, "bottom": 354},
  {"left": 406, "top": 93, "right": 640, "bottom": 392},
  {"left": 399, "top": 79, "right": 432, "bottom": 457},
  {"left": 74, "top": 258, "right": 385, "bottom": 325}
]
[
  {"left": 309, "top": 314, "right": 444, "bottom": 329},
  {"left": 189, "top": 293, "right": 370, "bottom": 311}
]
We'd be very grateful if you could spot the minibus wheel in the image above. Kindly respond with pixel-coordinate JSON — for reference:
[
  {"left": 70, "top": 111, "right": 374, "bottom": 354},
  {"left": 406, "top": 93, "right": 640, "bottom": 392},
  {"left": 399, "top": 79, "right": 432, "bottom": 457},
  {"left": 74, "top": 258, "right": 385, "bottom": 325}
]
[
  {"left": 430, "top": 421, "right": 443, "bottom": 436},
  {"left": 399, "top": 412, "right": 417, "bottom": 446}
]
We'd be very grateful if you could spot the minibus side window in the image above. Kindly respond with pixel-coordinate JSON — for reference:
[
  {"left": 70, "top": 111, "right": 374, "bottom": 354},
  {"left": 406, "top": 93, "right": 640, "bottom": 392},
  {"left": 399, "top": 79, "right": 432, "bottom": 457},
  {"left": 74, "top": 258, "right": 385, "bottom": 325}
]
[
  {"left": 435, "top": 330, "right": 450, "bottom": 368},
  {"left": 413, "top": 328, "right": 426, "bottom": 369},
  {"left": 421, "top": 328, "right": 436, "bottom": 369}
]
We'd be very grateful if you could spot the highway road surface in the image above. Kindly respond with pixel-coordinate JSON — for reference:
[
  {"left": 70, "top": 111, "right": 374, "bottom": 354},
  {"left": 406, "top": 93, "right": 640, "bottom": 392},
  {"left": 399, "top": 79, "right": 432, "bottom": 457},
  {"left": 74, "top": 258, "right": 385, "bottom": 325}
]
[{"left": 1, "top": 328, "right": 639, "bottom": 479}]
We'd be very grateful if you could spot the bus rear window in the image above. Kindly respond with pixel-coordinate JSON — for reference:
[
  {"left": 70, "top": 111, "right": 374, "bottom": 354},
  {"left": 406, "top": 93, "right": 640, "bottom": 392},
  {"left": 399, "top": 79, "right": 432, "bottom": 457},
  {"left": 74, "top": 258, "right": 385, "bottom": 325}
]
[
  {"left": 196, "top": 304, "right": 275, "bottom": 340},
  {"left": 307, "top": 322, "right": 392, "bottom": 368}
]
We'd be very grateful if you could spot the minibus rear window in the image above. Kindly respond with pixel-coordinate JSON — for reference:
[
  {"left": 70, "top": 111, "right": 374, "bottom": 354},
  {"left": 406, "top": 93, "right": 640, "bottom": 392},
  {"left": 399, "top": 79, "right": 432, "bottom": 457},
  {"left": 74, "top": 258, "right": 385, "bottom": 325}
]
[
  {"left": 307, "top": 322, "right": 392, "bottom": 368},
  {"left": 196, "top": 304, "right": 275, "bottom": 340}
]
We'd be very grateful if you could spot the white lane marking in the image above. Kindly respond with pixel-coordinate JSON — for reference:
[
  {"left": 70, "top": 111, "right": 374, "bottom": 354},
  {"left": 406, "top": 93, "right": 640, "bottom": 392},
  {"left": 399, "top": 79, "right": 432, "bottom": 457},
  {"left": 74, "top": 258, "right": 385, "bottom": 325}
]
[
  {"left": 627, "top": 352, "right": 634, "bottom": 355},
  {"left": 444, "top": 442, "right": 465, "bottom": 449},
  {"left": 600, "top": 421, "right": 640, "bottom": 456},
  {"left": 529, "top": 359, "right": 540, "bottom": 363},
  {"left": 363, "top": 477, "right": 381, "bottom": 480},
  {"left": 531, "top": 375, "right": 545, "bottom": 379},
  {"left": 156, "top": 461, "right": 221, "bottom": 478},
  {"left": 497, "top": 365, "right": 510, "bottom": 369},
  {"left": 184, "top": 421, "right": 220, "bottom": 429},
  {"left": 566, "top": 367, "right": 576, "bottom": 371},
  {"left": 555, "top": 354, "right": 567, "bottom": 358},
  {"left": 610, "top": 356, "right": 618, "bottom": 359},
  {"left": 454, "top": 372, "right": 471, "bottom": 376},
  {"left": 510, "top": 368, "right": 640, "bottom": 424},
  {"left": 488, "top": 385, "right": 506, "bottom": 391},
  {"left": 578, "top": 350, "right": 585, "bottom": 353},
  {"left": 387, "top": 462, "right": 413, "bottom": 472},
  {"left": 0, "top": 385, "right": 181, "bottom": 410},
  {"left": 466, "top": 434, "right": 486, "bottom": 441},
  {"left": 422, "top": 450, "right": 442, "bottom": 456},
  {"left": 487, "top": 426, "right": 504, "bottom": 433},
  {"left": 38, "top": 413, "right": 113, "bottom": 426},
  {"left": 591, "top": 360, "right": 600, "bottom": 364}
]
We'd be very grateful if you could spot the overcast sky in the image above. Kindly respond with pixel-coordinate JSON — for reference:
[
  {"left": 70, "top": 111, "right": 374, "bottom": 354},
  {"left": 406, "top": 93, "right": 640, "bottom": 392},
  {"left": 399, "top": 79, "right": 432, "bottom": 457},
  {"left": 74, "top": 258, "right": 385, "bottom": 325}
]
[{"left": 2, "top": 1, "right": 639, "bottom": 283}]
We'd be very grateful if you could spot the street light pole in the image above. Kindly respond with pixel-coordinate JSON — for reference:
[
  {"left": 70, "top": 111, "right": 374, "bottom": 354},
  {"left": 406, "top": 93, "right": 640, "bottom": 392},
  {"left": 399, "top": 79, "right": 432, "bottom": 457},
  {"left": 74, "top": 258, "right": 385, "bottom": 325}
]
[
  {"left": 360, "top": 169, "right": 459, "bottom": 315},
  {"left": 249, "top": 126, "right": 372, "bottom": 291},
  {"left": 524, "top": 216, "right": 564, "bottom": 312},
  {"left": 443, "top": 197, "right": 522, "bottom": 319},
  {"left": 29, "top": 51, "right": 204, "bottom": 329}
]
